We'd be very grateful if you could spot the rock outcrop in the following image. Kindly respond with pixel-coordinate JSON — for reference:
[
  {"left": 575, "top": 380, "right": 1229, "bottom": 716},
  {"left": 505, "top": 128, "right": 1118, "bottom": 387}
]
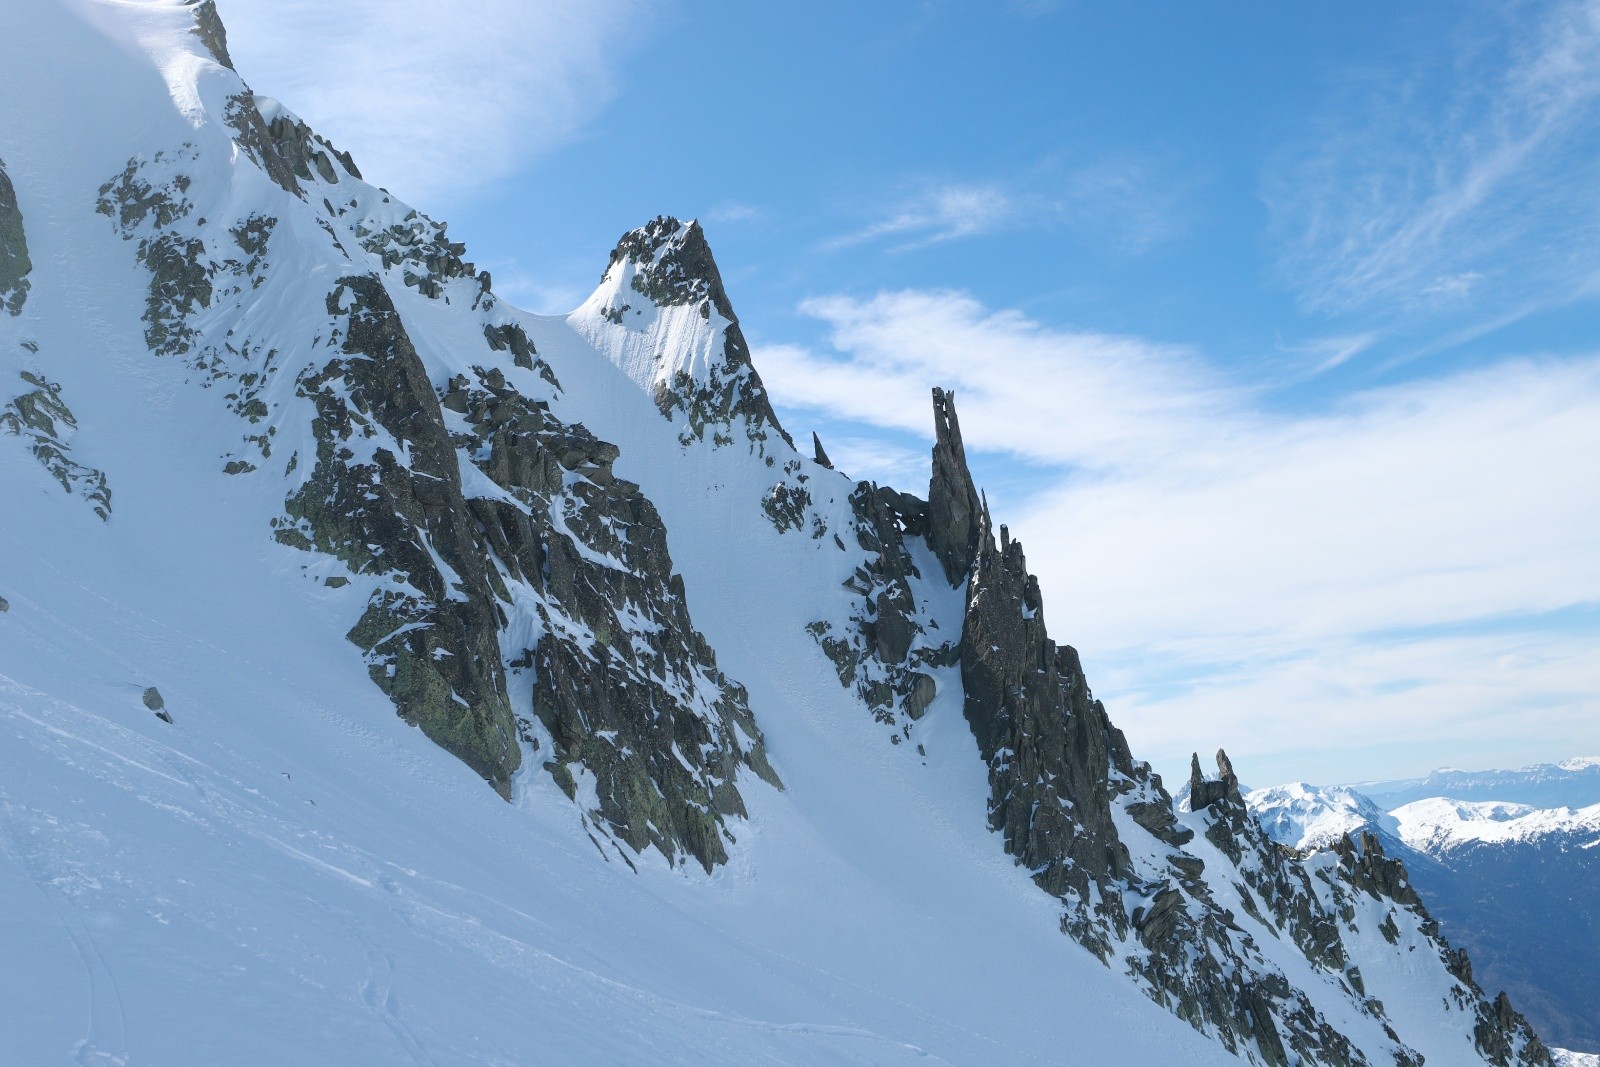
[
  {"left": 927, "top": 387, "right": 983, "bottom": 586},
  {"left": 0, "top": 158, "right": 30, "bottom": 316}
]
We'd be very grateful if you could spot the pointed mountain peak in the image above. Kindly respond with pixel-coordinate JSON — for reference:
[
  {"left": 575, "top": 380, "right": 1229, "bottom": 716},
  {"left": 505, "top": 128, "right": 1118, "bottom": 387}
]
[
  {"left": 604, "top": 216, "right": 735, "bottom": 320},
  {"left": 575, "top": 216, "right": 793, "bottom": 452}
]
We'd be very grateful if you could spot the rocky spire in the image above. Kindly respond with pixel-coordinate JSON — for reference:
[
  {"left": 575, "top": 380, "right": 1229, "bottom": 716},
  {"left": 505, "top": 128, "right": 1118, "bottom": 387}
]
[
  {"left": 926, "top": 387, "right": 983, "bottom": 586},
  {"left": 811, "top": 431, "right": 832, "bottom": 469},
  {"left": 1189, "top": 748, "right": 1243, "bottom": 811}
]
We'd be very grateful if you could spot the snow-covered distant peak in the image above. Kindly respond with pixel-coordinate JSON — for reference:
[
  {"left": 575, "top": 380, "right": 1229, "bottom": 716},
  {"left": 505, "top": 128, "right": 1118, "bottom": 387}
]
[
  {"left": 1558, "top": 756, "right": 1600, "bottom": 771},
  {"left": 570, "top": 216, "right": 793, "bottom": 453},
  {"left": 1245, "top": 781, "right": 1395, "bottom": 850},
  {"left": 1392, "top": 796, "right": 1600, "bottom": 850}
]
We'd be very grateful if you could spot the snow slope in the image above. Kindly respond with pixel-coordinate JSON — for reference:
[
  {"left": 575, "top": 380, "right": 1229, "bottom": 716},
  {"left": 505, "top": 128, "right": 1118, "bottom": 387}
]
[
  {"left": 0, "top": 2, "right": 1563, "bottom": 1064},
  {"left": 0, "top": 5, "right": 1237, "bottom": 1063}
]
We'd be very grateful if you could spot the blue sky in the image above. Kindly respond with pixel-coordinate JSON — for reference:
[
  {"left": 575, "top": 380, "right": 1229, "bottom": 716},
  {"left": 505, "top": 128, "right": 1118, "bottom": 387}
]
[{"left": 219, "top": 0, "right": 1600, "bottom": 787}]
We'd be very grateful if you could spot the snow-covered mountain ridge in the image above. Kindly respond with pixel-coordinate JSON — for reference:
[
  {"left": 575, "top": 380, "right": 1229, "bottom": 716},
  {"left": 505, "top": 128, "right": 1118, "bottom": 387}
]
[{"left": 0, "top": 2, "right": 1563, "bottom": 1063}]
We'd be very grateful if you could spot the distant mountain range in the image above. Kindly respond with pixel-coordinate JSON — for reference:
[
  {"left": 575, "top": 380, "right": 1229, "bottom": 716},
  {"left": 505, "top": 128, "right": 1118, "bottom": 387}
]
[{"left": 1250, "top": 760, "right": 1600, "bottom": 1056}]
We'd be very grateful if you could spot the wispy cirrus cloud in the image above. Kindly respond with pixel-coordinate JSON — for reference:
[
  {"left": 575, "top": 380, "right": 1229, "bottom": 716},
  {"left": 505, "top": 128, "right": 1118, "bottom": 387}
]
[
  {"left": 217, "top": 0, "right": 652, "bottom": 206},
  {"left": 824, "top": 155, "right": 1192, "bottom": 254},
  {"left": 1269, "top": 0, "right": 1600, "bottom": 322},
  {"left": 756, "top": 290, "right": 1600, "bottom": 782},
  {"left": 823, "top": 184, "right": 1018, "bottom": 251}
]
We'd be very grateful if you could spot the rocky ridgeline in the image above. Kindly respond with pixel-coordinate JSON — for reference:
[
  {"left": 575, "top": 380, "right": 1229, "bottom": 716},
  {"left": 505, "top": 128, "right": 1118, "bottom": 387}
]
[
  {"left": 22, "top": 2, "right": 1564, "bottom": 1057},
  {"left": 815, "top": 387, "right": 1552, "bottom": 1065},
  {"left": 73, "top": 5, "right": 779, "bottom": 869}
]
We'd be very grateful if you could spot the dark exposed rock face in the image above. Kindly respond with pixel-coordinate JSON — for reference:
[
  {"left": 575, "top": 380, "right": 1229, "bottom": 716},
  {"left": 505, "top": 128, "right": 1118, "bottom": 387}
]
[
  {"left": 92, "top": 119, "right": 779, "bottom": 868},
  {"left": 808, "top": 387, "right": 1554, "bottom": 1066},
  {"left": 1190, "top": 749, "right": 1243, "bottom": 811},
  {"left": 960, "top": 510, "right": 1136, "bottom": 909},
  {"left": 807, "top": 481, "right": 953, "bottom": 739},
  {"left": 283, "top": 275, "right": 520, "bottom": 793},
  {"left": 440, "top": 368, "right": 780, "bottom": 871},
  {"left": 811, "top": 432, "right": 833, "bottom": 470},
  {"left": 0, "top": 159, "right": 31, "bottom": 316},
  {"left": 927, "top": 387, "right": 982, "bottom": 586},
  {"left": 602, "top": 217, "right": 793, "bottom": 452},
  {"left": 186, "top": 0, "right": 234, "bottom": 70},
  {"left": 224, "top": 91, "right": 360, "bottom": 200}
]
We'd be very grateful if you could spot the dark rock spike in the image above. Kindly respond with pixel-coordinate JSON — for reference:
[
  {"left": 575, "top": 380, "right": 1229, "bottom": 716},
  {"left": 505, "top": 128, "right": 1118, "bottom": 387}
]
[
  {"left": 1190, "top": 748, "right": 1243, "bottom": 812},
  {"left": 812, "top": 431, "right": 832, "bottom": 470},
  {"left": 928, "top": 387, "right": 982, "bottom": 586}
]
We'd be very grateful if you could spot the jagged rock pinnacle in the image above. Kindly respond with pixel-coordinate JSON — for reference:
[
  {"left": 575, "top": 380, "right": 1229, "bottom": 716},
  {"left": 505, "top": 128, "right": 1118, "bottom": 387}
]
[
  {"left": 927, "top": 388, "right": 983, "bottom": 586},
  {"left": 1189, "top": 748, "right": 1242, "bottom": 811},
  {"left": 812, "top": 431, "right": 833, "bottom": 469}
]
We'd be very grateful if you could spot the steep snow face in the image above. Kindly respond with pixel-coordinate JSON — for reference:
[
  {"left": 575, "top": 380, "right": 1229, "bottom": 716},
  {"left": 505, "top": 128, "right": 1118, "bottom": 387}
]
[
  {"left": 0, "top": 3, "right": 1568, "bottom": 1065},
  {"left": 1247, "top": 782, "right": 1399, "bottom": 850}
]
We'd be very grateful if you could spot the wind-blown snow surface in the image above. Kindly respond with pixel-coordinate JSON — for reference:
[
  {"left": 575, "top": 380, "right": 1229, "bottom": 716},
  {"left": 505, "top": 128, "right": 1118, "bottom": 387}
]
[{"left": 0, "top": 4, "right": 1238, "bottom": 1064}]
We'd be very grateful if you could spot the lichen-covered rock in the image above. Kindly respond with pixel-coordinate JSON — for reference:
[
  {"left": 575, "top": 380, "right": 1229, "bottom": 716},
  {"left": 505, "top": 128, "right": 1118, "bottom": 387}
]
[
  {"left": 441, "top": 366, "right": 779, "bottom": 870},
  {"left": 0, "top": 158, "right": 32, "bottom": 316},
  {"left": 280, "top": 275, "right": 520, "bottom": 794}
]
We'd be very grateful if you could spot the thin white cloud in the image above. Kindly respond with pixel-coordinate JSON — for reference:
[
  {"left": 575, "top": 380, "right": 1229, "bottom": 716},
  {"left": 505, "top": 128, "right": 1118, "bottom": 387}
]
[
  {"left": 825, "top": 158, "right": 1190, "bottom": 254},
  {"left": 1295, "top": 333, "right": 1377, "bottom": 375},
  {"left": 705, "top": 201, "right": 764, "bottom": 225},
  {"left": 825, "top": 184, "right": 1017, "bottom": 250},
  {"left": 757, "top": 290, "right": 1600, "bottom": 781},
  {"left": 757, "top": 290, "right": 1239, "bottom": 472},
  {"left": 216, "top": 0, "right": 651, "bottom": 206},
  {"left": 1270, "top": 0, "right": 1600, "bottom": 319}
]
